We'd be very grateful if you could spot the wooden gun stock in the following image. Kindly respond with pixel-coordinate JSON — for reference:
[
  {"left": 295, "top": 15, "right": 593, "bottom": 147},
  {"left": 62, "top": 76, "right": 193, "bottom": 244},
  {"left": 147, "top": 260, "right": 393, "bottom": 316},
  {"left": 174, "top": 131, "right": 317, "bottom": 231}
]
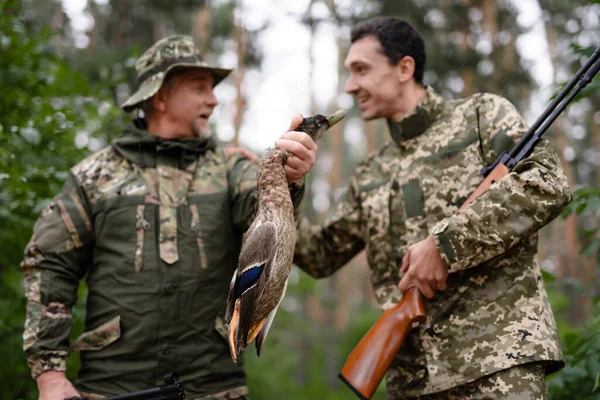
[
  {"left": 339, "top": 287, "right": 426, "bottom": 400},
  {"left": 338, "top": 163, "right": 510, "bottom": 400}
]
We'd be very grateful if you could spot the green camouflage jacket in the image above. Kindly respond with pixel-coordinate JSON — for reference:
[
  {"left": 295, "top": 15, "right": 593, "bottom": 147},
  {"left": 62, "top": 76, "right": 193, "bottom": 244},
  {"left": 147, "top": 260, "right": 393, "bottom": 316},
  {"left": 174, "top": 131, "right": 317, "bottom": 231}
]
[
  {"left": 21, "top": 119, "right": 303, "bottom": 399},
  {"left": 294, "top": 86, "right": 570, "bottom": 397}
]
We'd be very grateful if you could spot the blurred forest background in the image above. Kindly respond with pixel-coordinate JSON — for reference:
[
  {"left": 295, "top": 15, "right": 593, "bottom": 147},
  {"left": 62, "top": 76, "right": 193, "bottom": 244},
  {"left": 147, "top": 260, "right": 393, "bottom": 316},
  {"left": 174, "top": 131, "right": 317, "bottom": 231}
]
[{"left": 1, "top": 0, "right": 599, "bottom": 398}]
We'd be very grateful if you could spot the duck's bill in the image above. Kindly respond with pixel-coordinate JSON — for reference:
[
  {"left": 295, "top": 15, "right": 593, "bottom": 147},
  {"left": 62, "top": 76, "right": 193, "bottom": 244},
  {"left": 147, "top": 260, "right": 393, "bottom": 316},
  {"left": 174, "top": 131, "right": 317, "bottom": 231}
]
[{"left": 326, "top": 109, "right": 348, "bottom": 129}]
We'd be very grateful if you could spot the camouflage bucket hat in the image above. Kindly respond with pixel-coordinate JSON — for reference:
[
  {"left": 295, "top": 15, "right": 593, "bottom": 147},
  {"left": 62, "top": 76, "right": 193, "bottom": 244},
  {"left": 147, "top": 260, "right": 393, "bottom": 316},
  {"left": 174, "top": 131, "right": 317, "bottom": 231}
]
[{"left": 121, "top": 34, "right": 232, "bottom": 111}]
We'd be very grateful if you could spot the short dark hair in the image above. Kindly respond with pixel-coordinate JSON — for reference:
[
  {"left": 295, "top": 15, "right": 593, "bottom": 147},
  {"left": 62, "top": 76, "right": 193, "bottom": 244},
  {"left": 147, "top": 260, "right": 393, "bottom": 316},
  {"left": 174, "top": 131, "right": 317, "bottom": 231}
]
[{"left": 351, "top": 17, "right": 426, "bottom": 85}]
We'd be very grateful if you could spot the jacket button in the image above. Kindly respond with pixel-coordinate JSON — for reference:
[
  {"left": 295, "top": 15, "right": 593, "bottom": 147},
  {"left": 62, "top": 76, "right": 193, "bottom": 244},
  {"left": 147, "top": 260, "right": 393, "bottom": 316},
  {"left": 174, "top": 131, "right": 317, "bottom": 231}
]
[
  {"left": 162, "top": 345, "right": 172, "bottom": 355},
  {"left": 164, "top": 283, "right": 176, "bottom": 294}
]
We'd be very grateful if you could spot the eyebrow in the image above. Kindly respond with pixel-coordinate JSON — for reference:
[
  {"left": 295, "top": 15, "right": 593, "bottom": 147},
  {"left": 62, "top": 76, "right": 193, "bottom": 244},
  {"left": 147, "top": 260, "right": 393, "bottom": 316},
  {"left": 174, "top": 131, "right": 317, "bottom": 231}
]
[
  {"left": 346, "top": 60, "right": 369, "bottom": 69},
  {"left": 189, "top": 75, "right": 212, "bottom": 83}
]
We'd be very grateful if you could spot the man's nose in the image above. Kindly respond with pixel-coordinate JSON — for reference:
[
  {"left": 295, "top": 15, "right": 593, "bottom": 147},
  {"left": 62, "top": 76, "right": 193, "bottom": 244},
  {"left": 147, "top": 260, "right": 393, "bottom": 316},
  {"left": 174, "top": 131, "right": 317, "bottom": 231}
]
[
  {"left": 206, "top": 89, "right": 218, "bottom": 107},
  {"left": 344, "top": 76, "right": 359, "bottom": 94}
]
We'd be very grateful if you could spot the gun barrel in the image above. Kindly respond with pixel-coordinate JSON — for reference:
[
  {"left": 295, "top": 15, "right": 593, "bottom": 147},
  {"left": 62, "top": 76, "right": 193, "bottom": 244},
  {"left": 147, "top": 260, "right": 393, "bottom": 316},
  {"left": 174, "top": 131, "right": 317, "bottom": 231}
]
[
  {"left": 525, "top": 46, "right": 599, "bottom": 140},
  {"left": 505, "top": 45, "right": 600, "bottom": 170}
]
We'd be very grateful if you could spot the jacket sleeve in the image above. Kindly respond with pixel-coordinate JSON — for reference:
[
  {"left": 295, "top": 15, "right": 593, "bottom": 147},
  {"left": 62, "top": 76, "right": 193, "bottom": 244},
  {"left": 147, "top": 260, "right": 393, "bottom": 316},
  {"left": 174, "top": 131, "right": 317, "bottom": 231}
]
[
  {"left": 21, "top": 173, "right": 94, "bottom": 379},
  {"left": 227, "top": 152, "right": 305, "bottom": 233},
  {"left": 431, "top": 95, "right": 572, "bottom": 273},
  {"left": 294, "top": 177, "right": 365, "bottom": 278}
]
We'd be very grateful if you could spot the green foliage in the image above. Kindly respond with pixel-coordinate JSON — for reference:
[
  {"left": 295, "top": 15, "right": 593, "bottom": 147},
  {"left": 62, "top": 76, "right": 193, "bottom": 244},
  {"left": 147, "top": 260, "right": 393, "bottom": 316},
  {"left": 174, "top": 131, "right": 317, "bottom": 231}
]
[
  {"left": 547, "top": 302, "right": 600, "bottom": 400},
  {"left": 563, "top": 187, "right": 600, "bottom": 259},
  {"left": 545, "top": 39, "right": 600, "bottom": 400},
  {"left": 572, "top": 45, "right": 600, "bottom": 98},
  {"left": 0, "top": 0, "right": 121, "bottom": 398},
  {"left": 552, "top": 165, "right": 600, "bottom": 400}
]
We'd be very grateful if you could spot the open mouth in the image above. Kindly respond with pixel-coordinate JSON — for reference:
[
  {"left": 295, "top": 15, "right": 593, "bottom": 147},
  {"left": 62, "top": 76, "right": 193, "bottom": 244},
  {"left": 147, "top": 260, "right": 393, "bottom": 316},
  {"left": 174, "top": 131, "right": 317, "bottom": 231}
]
[{"left": 198, "top": 113, "right": 210, "bottom": 122}]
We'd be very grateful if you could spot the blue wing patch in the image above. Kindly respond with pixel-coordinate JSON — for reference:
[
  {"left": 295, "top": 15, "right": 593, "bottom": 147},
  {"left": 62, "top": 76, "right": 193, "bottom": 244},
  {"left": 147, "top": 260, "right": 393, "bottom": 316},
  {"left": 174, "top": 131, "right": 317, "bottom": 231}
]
[{"left": 235, "top": 263, "right": 265, "bottom": 297}]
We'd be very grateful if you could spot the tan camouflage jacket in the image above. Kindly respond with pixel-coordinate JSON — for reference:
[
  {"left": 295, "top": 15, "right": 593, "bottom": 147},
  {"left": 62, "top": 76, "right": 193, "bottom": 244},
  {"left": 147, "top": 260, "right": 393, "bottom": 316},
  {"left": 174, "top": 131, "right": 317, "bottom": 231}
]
[
  {"left": 294, "top": 86, "right": 570, "bottom": 397},
  {"left": 21, "top": 119, "right": 303, "bottom": 399}
]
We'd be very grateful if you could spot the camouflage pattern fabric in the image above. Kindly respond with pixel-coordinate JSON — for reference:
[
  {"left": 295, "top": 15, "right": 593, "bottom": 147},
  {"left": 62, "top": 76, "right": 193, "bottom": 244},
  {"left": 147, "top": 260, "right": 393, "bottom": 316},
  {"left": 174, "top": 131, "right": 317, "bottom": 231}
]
[
  {"left": 121, "top": 35, "right": 232, "bottom": 111},
  {"left": 157, "top": 161, "right": 197, "bottom": 264},
  {"left": 20, "top": 119, "right": 304, "bottom": 397},
  {"left": 71, "top": 316, "right": 121, "bottom": 351},
  {"left": 294, "top": 86, "right": 570, "bottom": 397},
  {"left": 409, "top": 362, "right": 547, "bottom": 400}
]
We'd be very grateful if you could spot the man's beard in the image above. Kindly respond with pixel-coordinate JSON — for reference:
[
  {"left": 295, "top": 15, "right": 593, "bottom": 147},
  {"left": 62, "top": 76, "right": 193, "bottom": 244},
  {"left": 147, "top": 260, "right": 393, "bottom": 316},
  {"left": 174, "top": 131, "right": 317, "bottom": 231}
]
[{"left": 191, "top": 120, "right": 211, "bottom": 138}]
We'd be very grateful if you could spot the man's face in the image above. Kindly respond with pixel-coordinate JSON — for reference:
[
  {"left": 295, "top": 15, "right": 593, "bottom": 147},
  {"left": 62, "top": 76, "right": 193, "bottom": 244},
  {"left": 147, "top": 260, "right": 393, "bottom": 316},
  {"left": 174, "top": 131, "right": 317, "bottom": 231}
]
[
  {"left": 161, "top": 69, "right": 218, "bottom": 138},
  {"left": 344, "top": 36, "right": 402, "bottom": 120}
]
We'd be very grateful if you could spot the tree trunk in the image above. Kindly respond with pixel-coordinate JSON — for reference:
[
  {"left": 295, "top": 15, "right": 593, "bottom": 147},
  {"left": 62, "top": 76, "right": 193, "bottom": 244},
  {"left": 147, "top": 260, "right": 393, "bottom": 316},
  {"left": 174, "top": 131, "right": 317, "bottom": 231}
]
[
  {"left": 51, "top": 3, "right": 64, "bottom": 56},
  {"left": 231, "top": 0, "right": 246, "bottom": 146},
  {"left": 87, "top": 5, "right": 97, "bottom": 54},
  {"left": 112, "top": 0, "right": 128, "bottom": 48},
  {"left": 364, "top": 120, "right": 377, "bottom": 155},
  {"left": 325, "top": 0, "right": 350, "bottom": 388},
  {"left": 545, "top": 22, "right": 584, "bottom": 323},
  {"left": 152, "top": 21, "right": 168, "bottom": 43},
  {"left": 581, "top": 100, "right": 600, "bottom": 319},
  {"left": 481, "top": 0, "right": 498, "bottom": 93},
  {"left": 193, "top": 3, "right": 212, "bottom": 54},
  {"left": 297, "top": 0, "right": 319, "bottom": 387},
  {"left": 459, "top": 0, "right": 475, "bottom": 96}
]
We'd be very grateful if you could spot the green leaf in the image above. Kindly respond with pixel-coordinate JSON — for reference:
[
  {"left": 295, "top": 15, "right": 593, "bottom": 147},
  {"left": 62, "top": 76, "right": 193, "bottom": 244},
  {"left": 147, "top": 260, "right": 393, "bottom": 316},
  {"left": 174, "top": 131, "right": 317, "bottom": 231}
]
[
  {"left": 563, "top": 332, "right": 584, "bottom": 351},
  {"left": 576, "top": 201, "right": 587, "bottom": 215},
  {"left": 542, "top": 268, "right": 556, "bottom": 283},
  {"left": 581, "top": 240, "right": 600, "bottom": 258}
]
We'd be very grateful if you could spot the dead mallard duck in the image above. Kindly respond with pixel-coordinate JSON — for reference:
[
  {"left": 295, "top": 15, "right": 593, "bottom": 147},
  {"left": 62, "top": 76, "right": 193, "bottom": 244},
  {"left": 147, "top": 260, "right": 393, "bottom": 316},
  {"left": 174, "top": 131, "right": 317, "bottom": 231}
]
[{"left": 225, "top": 109, "right": 347, "bottom": 362}]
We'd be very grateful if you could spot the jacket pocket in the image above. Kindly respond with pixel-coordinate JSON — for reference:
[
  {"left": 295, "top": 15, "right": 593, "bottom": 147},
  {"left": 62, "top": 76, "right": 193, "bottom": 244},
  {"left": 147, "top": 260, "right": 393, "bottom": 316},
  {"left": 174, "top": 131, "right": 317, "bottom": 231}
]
[
  {"left": 72, "top": 315, "right": 121, "bottom": 351},
  {"left": 188, "top": 191, "right": 235, "bottom": 279},
  {"left": 401, "top": 179, "right": 425, "bottom": 218}
]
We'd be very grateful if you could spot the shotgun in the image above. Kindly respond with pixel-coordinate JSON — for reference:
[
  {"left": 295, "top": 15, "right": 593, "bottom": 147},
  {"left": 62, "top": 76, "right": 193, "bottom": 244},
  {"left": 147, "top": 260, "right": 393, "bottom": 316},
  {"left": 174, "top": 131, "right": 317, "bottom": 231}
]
[
  {"left": 65, "top": 372, "right": 185, "bottom": 400},
  {"left": 339, "top": 45, "right": 600, "bottom": 400}
]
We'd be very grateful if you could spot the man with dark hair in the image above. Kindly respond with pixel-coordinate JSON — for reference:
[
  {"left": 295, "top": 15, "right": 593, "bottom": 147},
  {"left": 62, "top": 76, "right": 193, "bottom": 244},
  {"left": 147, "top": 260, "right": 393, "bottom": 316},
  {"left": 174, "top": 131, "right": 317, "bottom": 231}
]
[
  {"left": 22, "top": 35, "right": 317, "bottom": 400},
  {"left": 295, "top": 16, "right": 569, "bottom": 399}
]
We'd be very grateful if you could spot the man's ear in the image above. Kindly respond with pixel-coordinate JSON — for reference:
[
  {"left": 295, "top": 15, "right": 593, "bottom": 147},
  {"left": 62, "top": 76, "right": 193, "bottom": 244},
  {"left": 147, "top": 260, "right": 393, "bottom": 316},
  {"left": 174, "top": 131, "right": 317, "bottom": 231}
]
[
  {"left": 151, "top": 88, "right": 168, "bottom": 113},
  {"left": 396, "top": 56, "right": 416, "bottom": 84}
]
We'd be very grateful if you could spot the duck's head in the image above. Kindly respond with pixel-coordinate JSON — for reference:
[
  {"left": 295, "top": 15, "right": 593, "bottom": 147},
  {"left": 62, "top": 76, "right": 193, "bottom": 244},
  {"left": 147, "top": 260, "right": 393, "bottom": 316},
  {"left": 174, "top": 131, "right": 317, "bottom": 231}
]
[{"left": 297, "top": 109, "right": 347, "bottom": 142}]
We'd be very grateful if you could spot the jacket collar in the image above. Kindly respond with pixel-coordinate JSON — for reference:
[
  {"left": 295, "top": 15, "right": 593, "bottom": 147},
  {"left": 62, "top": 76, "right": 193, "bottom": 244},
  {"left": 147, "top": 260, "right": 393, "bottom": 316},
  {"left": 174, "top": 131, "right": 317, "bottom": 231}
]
[
  {"left": 386, "top": 86, "right": 449, "bottom": 145},
  {"left": 112, "top": 118, "right": 216, "bottom": 168}
]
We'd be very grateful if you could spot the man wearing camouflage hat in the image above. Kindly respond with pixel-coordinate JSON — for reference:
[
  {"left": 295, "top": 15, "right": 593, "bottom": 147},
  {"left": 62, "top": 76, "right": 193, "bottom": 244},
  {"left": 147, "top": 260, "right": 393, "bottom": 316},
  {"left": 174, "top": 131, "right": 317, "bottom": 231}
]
[
  {"left": 294, "top": 17, "right": 570, "bottom": 399},
  {"left": 22, "top": 35, "right": 318, "bottom": 400}
]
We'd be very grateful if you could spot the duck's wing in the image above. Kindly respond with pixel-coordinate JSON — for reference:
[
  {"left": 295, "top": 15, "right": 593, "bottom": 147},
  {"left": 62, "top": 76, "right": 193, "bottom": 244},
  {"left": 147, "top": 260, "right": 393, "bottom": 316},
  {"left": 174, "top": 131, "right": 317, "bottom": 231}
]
[{"left": 255, "top": 277, "right": 288, "bottom": 356}]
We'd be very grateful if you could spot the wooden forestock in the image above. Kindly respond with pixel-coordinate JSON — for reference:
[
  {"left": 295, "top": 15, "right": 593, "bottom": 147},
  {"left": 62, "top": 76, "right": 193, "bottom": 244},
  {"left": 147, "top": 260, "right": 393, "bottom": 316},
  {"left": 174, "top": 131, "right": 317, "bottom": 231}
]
[
  {"left": 338, "top": 162, "right": 510, "bottom": 400},
  {"left": 461, "top": 163, "right": 510, "bottom": 210}
]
